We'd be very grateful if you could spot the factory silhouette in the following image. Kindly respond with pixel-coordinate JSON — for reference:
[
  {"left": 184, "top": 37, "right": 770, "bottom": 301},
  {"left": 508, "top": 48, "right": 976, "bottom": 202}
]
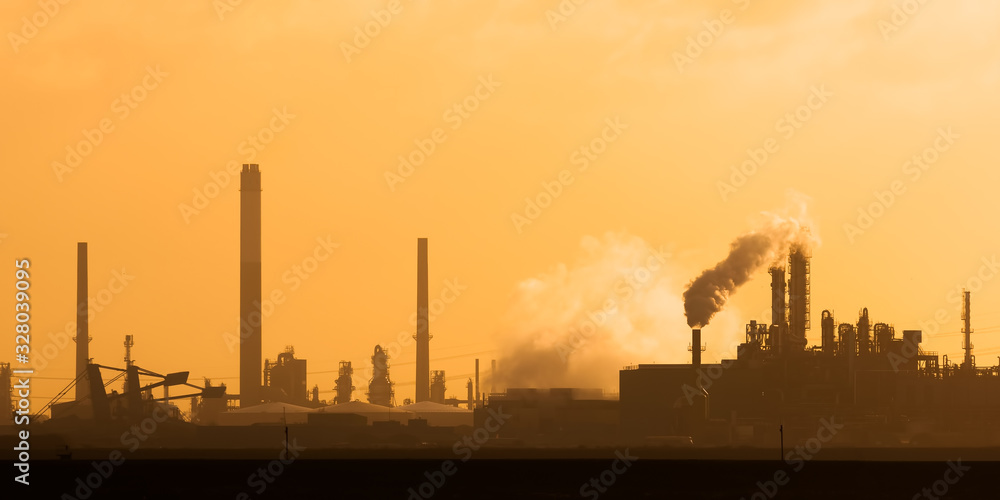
[{"left": 4, "top": 164, "right": 1000, "bottom": 455}]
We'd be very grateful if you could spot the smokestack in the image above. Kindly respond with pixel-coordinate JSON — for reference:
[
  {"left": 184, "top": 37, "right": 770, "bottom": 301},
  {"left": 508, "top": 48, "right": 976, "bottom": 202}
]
[
  {"left": 75, "top": 242, "right": 90, "bottom": 401},
  {"left": 415, "top": 238, "right": 430, "bottom": 402},
  {"left": 240, "top": 164, "right": 262, "bottom": 408},
  {"left": 691, "top": 329, "right": 702, "bottom": 367},
  {"left": 475, "top": 358, "right": 480, "bottom": 407},
  {"left": 491, "top": 359, "right": 496, "bottom": 394},
  {"left": 682, "top": 195, "right": 816, "bottom": 329}
]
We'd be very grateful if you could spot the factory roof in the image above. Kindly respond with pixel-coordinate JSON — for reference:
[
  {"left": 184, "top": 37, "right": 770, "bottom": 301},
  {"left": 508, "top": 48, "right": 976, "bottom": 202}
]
[
  {"left": 232, "top": 402, "right": 313, "bottom": 414},
  {"left": 315, "top": 400, "right": 414, "bottom": 415},
  {"left": 397, "top": 401, "right": 471, "bottom": 413}
]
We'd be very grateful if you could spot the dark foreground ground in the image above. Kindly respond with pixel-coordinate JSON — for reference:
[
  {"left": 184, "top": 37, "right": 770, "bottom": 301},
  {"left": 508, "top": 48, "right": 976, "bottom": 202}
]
[{"left": 4, "top": 457, "right": 996, "bottom": 499}]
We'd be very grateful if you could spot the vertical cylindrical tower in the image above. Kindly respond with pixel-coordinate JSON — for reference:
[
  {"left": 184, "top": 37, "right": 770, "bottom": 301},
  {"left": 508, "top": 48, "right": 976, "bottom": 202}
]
[
  {"left": 76, "top": 242, "right": 90, "bottom": 401},
  {"left": 962, "top": 290, "right": 973, "bottom": 370},
  {"left": 769, "top": 266, "right": 786, "bottom": 356},
  {"left": 467, "top": 379, "right": 473, "bottom": 409},
  {"left": 857, "top": 308, "right": 871, "bottom": 356},
  {"left": 769, "top": 267, "right": 786, "bottom": 326},
  {"left": 415, "top": 238, "right": 430, "bottom": 402},
  {"left": 787, "top": 248, "right": 810, "bottom": 352},
  {"left": 821, "top": 310, "right": 835, "bottom": 355},
  {"left": 240, "top": 164, "right": 262, "bottom": 408},
  {"left": 692, "top": 329, "right": 702, "bottom": 367}
]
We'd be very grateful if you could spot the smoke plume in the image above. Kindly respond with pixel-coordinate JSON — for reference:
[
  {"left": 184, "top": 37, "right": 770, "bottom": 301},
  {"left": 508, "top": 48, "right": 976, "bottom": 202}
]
[
  {"left": 683, "top": 191, "right": 818, "bottom": 328},
  {"left": 492, "top": 232, "right": 744, "bottom": 392}
]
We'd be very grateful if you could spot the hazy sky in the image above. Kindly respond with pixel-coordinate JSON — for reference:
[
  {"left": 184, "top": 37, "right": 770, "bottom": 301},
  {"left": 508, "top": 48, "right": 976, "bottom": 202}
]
[{"left": 4, "top": 0, "right": 1000, "bottom": 406}]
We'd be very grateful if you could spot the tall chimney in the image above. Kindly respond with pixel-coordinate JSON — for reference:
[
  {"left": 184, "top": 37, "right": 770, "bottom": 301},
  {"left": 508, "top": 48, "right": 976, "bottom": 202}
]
[
  {"left": 691, "top": 329, "right": 702, "bottom": 367},
  {"left": 240, "top": 164, "right": 262, "bottom": 408},
  {"left": 75, "top": 242, "right": 90, "bottom": 401},
  {"left": 474, "top": 358, "right": 480, "bottom": 407},
  {"left": 415, "top": 238, "right": 430, "bottom": 402},
  {"left": 491, "top": 359, "right": 496, "bottom": 394}
]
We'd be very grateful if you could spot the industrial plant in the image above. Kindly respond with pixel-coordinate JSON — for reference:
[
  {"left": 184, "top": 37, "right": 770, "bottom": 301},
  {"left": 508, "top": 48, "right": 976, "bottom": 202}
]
[
  {"left": 1, "top": 164, "right": 485, "bottom": 447},
  {"left": 617, "top": 249, "right": 1000, "bottom": 448},
  {"left": 4, "top": 164, "right": 1000, "bottom": 454}
]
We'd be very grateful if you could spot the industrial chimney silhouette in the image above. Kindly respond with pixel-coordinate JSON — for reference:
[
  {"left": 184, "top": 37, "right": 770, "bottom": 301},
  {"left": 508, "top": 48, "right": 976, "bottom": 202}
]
[
  {"left": 75, "top": 242, "right": 90, "bottom": 401},
  {"left": 415, "top": 238, "right": 430, "bottom": 402},
  {"left": 240, "top": 164, "right": 262, "bottom": 408},
  {"left": 787, "top": 247, "right": 810, "bottom": 352}
]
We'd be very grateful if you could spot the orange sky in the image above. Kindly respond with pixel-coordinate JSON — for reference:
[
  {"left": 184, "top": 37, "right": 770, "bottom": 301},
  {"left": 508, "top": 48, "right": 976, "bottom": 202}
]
[{"left": 3, "top": 1, "right": 1000, "bottom": 408}]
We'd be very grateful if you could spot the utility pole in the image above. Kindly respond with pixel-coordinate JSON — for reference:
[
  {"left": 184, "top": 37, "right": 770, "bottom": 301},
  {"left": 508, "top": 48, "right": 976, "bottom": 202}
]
[
  {"left": 283, "top": 407, "right": 289, "bottom": 458},
  {"left": 779, "top": 423, "right": 784, "bottom": 460}
]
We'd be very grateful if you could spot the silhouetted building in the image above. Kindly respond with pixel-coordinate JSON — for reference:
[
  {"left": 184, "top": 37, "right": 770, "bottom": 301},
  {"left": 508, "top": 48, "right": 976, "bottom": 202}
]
[
  {"left": 335, "top": 361, "right": 355, "bottom": 404},
  {"left": 264, "top": 346, "right": 307, "bottom": 405},
  {"left": 620, "top": 249, "right": 1000, "bottom": 447},
  {"left": 368, "top": 345, "right": 394, "bottom": 407},
  {"left": 483, "top": 388, "right": 619, "bottom": 444},
  {"left": 430, "top": 370, "right": 446, "bottom": 404}
]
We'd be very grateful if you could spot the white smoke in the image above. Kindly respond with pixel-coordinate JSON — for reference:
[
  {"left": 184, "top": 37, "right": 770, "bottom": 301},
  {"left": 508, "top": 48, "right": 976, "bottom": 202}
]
[{"left": 492, "top": 231, "right": 745, "bottom": 392}]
